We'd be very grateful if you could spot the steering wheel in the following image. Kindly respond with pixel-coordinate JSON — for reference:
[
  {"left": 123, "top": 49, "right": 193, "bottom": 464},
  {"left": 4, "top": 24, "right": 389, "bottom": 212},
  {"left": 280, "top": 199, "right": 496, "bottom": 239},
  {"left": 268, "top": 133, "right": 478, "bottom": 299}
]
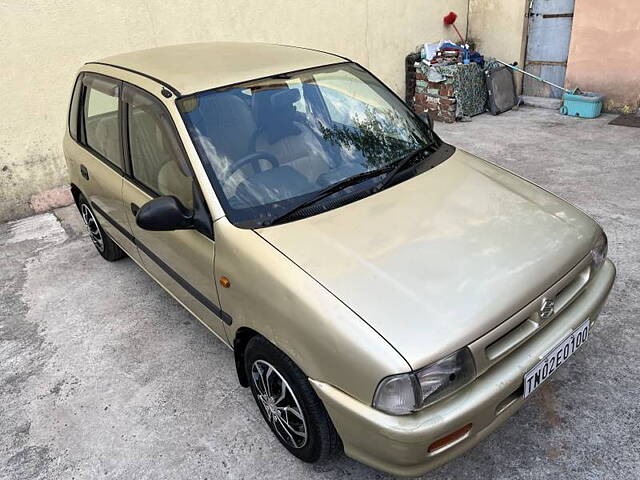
[{"left": 227, "top": 152, "right": 278, "bottom": 177}]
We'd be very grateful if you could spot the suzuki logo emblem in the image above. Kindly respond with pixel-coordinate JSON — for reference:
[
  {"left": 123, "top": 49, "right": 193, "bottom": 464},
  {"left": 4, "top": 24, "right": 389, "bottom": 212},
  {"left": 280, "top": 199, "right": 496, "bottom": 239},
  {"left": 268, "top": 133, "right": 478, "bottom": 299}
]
[{"left": 540, "top": 297, "right": 555, "bottom": 321}]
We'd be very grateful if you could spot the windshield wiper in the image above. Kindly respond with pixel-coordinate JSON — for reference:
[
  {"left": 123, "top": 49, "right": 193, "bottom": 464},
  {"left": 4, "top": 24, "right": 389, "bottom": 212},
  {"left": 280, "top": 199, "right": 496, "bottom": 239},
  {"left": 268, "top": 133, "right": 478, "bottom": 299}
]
[
  {"left": 262, "top": 144, "right": 435, "bottom": 227},
  {"left": 373, "top": 145, "right": 434, "bottom": 193},
  {"left": 263, "top": 168, "right": 392, "bottom": 226}
]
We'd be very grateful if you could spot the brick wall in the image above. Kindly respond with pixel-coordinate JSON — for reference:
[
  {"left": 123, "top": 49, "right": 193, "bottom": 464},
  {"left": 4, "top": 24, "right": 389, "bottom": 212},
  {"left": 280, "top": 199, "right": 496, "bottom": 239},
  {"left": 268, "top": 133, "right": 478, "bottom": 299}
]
[{"left": 412, "top": 72, "right": 457, "bottom": 123}]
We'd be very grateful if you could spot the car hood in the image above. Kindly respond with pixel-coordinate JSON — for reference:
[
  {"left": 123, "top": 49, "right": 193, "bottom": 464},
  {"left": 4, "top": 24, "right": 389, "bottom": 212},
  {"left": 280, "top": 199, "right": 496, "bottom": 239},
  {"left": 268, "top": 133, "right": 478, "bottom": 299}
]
[{"left": 256, "top": 149, "right": 600, "bottom": 369}]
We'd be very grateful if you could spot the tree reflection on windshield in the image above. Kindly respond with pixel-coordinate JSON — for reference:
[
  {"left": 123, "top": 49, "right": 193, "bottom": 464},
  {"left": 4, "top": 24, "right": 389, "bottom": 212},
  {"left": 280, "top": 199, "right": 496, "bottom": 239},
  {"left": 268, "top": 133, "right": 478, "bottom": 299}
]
[{"left": 319, "top": 106, "right": 423, "bottom": 170}]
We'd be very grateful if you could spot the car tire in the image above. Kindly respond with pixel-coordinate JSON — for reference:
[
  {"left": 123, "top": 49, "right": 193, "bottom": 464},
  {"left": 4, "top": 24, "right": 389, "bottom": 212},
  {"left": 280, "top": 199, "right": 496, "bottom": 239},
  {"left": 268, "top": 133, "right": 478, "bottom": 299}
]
[
  {"left": 78, "top": 194, "right": 126, "bottom": 262},
  {"left": 244, "top": 335, "right": 342, "bottom": 463}
]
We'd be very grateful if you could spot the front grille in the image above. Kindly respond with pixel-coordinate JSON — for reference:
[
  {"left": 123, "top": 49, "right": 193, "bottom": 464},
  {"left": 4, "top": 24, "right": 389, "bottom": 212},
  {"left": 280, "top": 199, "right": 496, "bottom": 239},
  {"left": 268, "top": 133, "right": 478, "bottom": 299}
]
[
  {"left": 468, "top": 253, "right": 593, "bottom": 376},
  {"left": 486, "top": 318, "right": 538, "bottom": 361},
  {"left": 555, "top": 266, "right": 591, "bottom": 313}
]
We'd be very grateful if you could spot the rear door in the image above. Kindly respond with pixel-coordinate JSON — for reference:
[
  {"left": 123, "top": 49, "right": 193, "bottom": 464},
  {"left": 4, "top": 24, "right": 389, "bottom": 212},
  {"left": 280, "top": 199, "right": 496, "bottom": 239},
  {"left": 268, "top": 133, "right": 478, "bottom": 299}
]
[
  {"left": 120, "top": 83, "right": 229, "bottom": 341},
  {"left": 68, "top": 73, "right": 136, "bottom": 255}
]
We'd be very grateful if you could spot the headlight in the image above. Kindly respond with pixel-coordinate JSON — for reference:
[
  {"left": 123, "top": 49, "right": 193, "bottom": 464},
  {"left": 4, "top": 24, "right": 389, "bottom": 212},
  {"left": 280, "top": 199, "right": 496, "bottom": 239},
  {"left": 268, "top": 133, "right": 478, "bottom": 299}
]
[
  {"left": 372, "top": 348, "right": 475, "bottom": 415},
  {"left": 591, "top": 231, "right": 608, "bottom": 271}
]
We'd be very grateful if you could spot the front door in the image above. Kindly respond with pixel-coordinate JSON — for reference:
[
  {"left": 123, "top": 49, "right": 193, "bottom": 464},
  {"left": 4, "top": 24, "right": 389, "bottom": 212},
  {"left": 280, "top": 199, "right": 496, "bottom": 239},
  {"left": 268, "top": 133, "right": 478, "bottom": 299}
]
[
  {"left": 524, "top": 0, "right": 575, "bottom": 98},
  {"left": 120, "top": 84, "right": 229, "bottom": 343}
]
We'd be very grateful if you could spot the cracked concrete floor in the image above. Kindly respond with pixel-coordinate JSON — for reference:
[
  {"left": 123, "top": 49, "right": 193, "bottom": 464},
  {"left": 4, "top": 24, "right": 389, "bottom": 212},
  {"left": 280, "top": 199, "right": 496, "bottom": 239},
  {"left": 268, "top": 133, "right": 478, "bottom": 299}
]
[{"left": 1, "top": 107, "right": 639, "bottom": 479}]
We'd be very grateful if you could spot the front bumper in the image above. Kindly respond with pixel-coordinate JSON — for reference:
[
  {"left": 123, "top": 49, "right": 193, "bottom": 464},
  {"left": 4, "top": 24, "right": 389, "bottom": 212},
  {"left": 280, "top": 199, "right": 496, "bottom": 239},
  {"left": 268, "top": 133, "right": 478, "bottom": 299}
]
[{"left": 311, "top": 259, "right": 616, "bottom": 477}]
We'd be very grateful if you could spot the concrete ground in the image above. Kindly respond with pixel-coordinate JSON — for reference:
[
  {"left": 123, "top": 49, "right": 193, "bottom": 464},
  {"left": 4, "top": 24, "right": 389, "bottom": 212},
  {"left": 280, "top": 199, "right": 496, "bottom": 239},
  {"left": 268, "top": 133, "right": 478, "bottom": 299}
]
[{"left": 1, "top": 107, "right": 638, "bottom": 479}]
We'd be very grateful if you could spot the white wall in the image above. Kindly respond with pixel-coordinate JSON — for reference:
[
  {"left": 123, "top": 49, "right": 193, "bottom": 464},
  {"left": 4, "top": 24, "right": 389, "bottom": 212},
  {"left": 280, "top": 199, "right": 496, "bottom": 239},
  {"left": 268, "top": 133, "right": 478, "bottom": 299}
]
[
  {"left": 0, "top": 0, "right": 468, "bottom": 222},
  {"left": 468, "top": 0, "right": 529, "bottom": 91}
]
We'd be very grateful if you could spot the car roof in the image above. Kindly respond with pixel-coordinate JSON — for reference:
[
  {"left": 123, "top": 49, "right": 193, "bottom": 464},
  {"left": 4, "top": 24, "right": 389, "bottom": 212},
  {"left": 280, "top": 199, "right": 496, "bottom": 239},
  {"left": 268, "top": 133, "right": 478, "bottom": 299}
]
[{"left": 91, "top": 42, "right": 347, "bottom": 96}]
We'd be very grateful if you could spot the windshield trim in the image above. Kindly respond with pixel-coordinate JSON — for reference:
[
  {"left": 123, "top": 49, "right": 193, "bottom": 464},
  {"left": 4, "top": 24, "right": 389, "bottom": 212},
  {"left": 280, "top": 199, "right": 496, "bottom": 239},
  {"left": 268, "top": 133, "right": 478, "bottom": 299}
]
[{"left": 178, "top": 62, "right": 441, "bottom": 229}]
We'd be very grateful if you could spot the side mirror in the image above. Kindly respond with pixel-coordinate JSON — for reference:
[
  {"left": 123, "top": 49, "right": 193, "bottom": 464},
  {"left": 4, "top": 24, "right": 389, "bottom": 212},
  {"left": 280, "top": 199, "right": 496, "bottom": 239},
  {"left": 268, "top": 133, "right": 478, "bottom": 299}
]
[{"left": 136, "top": 196, "right": 194, "bottom": 231}]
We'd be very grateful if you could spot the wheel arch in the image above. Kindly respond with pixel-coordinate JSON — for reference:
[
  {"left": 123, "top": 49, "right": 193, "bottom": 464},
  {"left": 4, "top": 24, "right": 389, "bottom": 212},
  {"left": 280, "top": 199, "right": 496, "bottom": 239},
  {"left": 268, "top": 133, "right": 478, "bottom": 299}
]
[
  {"left": 70, "top": 183, "right": 82, "bottom": 208},
  {"left": 233, "top": 326, "right": 262, "bottom": 387}
]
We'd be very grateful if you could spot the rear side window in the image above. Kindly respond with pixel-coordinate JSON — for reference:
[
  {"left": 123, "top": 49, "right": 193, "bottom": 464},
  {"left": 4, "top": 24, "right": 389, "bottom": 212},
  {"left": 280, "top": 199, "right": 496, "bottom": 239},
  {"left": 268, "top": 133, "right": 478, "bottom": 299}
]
[
  {"left": 82, "top": 75, "right": 122, "bottom": 168},
  {"left": 68, "top": 75, "right": 82, "bottom": 141}
]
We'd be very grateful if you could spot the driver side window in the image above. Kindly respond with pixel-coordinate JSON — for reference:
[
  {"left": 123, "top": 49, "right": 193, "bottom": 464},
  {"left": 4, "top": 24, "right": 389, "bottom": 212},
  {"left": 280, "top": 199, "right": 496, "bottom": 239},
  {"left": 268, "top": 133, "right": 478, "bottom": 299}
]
[{"left": 124, "top": 85, "right": 194, "bottom": 209}]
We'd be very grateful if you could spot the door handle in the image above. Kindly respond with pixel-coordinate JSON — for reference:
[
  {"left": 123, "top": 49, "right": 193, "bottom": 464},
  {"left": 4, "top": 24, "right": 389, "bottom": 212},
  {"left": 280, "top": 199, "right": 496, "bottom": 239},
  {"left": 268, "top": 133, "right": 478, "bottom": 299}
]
[
  {"left": 130, "top": 203, "right": 140, "bottom": 216},
  {"left": 80, "top": 164, "right": 89, "bottom": 180}
]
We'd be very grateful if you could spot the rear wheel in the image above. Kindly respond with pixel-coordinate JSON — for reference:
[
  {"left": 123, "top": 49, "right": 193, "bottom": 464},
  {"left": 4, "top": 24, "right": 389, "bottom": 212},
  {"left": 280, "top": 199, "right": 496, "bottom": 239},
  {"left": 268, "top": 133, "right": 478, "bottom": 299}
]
[
  {"left": 244, "top": 336, "right": 341, "bottom": 463},
  {"left": 78, "top": 195, "right": 126, "bottom": 262}
]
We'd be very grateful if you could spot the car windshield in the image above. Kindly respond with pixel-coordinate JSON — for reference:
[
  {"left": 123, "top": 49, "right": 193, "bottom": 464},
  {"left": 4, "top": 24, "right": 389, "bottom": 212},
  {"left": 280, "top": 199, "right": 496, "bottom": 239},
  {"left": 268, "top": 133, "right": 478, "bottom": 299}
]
[{"left": 178, "top": 62, "right": 437, "bottom": 228}]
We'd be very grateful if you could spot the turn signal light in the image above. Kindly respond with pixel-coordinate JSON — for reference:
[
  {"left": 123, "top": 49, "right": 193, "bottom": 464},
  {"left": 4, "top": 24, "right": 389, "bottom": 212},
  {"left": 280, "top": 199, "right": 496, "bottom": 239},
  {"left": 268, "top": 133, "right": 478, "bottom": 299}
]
[
  {"left": 219, "top": 276, "right": 231, "bottom": 288},
  {"left": 428, "top": 423, "right": 472, "bottom": 453}
]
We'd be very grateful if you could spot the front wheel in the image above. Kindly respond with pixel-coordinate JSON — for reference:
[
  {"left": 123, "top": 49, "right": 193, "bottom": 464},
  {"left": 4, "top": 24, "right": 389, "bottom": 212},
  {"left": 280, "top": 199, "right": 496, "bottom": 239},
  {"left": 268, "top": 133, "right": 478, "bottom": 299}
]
[{"left": 244, "top": 336, "right": 342, "bottom": 463}]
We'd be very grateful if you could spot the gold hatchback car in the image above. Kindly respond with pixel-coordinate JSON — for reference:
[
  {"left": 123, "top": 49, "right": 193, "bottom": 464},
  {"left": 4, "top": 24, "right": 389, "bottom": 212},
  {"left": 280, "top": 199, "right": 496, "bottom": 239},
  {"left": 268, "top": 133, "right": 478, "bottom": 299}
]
[{"left": 63, "top": 42, "right": 616, "bottom": 476}]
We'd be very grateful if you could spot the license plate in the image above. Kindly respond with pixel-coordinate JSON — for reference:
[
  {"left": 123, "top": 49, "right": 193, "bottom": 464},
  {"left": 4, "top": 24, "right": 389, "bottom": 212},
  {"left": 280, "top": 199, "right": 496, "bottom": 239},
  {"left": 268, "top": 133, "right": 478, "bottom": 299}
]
[{"left": 524, "top": 319, "right": 590, "bottom": 398}]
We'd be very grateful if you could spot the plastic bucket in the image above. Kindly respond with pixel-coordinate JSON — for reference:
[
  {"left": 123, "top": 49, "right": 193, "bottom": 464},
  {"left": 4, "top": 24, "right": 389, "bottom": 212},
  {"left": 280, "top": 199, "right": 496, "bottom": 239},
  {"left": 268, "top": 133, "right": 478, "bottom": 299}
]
[{"left": 560, "top": 92, "right": 603, "bottom": 118}]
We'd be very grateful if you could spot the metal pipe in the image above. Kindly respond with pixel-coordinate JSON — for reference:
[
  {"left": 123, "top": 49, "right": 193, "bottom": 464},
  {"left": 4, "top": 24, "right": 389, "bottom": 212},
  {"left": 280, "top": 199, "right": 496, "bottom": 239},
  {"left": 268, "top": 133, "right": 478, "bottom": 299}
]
[{"left": 495, "top": 59, "right": 572, "bottom": 94}]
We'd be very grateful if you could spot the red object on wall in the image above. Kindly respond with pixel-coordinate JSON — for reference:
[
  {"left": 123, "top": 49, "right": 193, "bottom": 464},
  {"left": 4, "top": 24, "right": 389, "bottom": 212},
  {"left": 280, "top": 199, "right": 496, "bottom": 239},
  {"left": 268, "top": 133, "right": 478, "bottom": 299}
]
[
  {"left": 443, "top": 11, "right": 457, "bottom": 25},
  {"left": 442, "top": 11, "right": 465, "bottom": 44}
]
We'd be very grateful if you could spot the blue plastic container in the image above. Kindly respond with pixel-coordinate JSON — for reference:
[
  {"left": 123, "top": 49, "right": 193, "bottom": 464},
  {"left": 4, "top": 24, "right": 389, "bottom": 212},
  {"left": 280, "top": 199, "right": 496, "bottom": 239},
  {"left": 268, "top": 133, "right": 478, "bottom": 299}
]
[{"left": 560, "top": 92, "right": 603, "bottom": 118}]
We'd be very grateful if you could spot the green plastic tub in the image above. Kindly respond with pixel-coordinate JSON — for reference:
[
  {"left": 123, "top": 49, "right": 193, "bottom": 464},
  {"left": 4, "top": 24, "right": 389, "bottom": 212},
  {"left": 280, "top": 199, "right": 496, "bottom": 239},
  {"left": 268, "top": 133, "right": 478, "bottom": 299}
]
[{"left": 560, "top": 92, "right": 603, "bottom": 118}]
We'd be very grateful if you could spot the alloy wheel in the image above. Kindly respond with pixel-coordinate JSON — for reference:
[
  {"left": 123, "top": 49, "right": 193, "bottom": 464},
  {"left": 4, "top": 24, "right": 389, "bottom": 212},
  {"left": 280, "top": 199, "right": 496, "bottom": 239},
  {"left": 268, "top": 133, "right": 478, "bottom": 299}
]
[
  {"left": 80, "top": 204, "right": 105, "bottom": 252},
  {"left": 251, "top": 359, "right": 308, "bottom": 449}
]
